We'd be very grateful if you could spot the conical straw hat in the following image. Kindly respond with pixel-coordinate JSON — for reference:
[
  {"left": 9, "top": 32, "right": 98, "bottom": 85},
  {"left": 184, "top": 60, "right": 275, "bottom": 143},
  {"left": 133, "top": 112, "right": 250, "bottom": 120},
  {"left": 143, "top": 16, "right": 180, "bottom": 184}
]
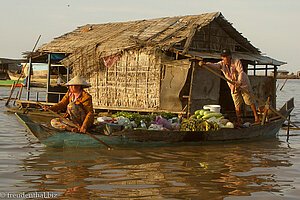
[{"left": 64, "top": 75, "right": 91, "bottom": 88}]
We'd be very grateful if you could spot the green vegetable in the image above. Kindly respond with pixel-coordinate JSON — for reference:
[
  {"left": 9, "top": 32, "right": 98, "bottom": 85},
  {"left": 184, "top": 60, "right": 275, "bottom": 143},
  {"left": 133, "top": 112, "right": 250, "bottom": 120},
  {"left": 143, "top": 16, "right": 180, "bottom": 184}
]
[
  {"left": 192, "top": 115, "right": 197, "bottom": 119},
  {"left": 203, "top": 111, "right": 214, "bottom": 115},
  {"left": 195, "top": 110, "right": 201, "bottom": 115},
  {"left": 202, "top": 112, "right": 223, "bottom": 120},
  {"left": 200, "top": 109, "right": 210, "bottom": 115}
]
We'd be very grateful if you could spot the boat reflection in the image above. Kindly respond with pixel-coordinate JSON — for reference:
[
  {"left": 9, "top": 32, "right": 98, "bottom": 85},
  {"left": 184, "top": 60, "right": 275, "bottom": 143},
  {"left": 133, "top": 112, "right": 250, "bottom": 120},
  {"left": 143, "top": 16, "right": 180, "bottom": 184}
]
[{"left": 20, "top": 138, "right": 293, "bottom": 199}]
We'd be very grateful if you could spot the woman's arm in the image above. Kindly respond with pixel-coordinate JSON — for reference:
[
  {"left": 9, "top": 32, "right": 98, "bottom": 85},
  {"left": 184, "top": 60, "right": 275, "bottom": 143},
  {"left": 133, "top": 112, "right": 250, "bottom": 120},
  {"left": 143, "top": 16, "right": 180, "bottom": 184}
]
[{"left": 50, "top": 91, "right": 70, "bottom": 112}]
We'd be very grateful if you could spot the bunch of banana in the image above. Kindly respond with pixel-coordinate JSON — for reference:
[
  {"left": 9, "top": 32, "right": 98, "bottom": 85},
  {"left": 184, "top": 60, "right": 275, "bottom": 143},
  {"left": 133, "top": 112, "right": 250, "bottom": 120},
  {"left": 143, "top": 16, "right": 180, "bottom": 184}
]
[
  {"left": 210, "top": 121, "right": 221, "bottom": 131},
  {"left": 180, "top": 118, "right": 198, "bottom": 131},
  {"left": 180, "top": 119, "right": 221, "bottom": 132}
]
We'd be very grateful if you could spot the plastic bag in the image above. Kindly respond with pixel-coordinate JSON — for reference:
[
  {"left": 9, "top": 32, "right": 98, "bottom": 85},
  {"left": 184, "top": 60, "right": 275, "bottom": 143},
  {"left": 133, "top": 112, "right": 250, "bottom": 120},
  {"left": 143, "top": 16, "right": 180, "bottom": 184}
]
[
  {"left": 150, "top": 115, "right": 172, "bottom": 130},
  {"left": 97, "top": 116, "right": 113, "bottom": 123},
  {"left": 148, "top": 124, "right": 164, "bottom": 130},
  {"left": 117, "top": 116, "right": 132, "bottom": 129}
]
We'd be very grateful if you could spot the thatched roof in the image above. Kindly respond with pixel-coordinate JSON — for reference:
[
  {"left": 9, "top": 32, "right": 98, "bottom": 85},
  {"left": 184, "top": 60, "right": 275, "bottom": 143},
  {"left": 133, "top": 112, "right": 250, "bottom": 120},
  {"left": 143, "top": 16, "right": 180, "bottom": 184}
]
[{"left": 38, "top": 12, "right": 261, "bottom": 60}]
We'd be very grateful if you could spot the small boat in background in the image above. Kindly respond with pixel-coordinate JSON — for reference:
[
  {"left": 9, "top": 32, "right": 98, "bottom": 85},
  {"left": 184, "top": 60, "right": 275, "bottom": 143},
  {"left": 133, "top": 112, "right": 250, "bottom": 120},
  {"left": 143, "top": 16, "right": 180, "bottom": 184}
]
[
  {"left": 7, "top": 71, "right": 25, "bottom": 81},
  {"left": 0, "top": 79, "right": 23, "bottom": 87},
  {"left": 15, "top": 98, "right": 294, "bottom": 148}
]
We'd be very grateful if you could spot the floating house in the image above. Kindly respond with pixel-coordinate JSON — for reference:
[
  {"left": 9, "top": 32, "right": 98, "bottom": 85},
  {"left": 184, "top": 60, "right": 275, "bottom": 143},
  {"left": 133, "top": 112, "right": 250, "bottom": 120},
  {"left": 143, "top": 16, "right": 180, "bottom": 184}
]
[
  {"left": 28, "top": 12, "right": 285, "bottom": 117},
  {"left": 277, "top": 70, "right": 289, "bottom": 76}
]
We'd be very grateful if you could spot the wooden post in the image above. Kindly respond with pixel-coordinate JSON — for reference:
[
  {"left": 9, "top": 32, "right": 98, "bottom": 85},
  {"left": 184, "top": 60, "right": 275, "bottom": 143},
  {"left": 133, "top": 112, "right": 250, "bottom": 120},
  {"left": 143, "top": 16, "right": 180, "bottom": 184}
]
[
  {"left": 66, "top": 68, "right": 70, "bottom": 82},
  {"left": 46, "top": 53, "right": 51, "bottom": 102},
  {"left": 18, "top": 84, "right": 24, "bottom": 100},
  {"left": 135, "top": 50, "right": 139, "bottom": 107},
  {"left": 5, "top": 81, "right": 16, "bottom": 106},
  {"left": 273, "top": 65, "right": 278, "bottom": 108},
  {"left": 261, "top": 97, "right": 270, "bottom": 125},
  {"left": 26, "top": 58, "right": 33, "bottom": 101},
  {"left": 287, "top": 115, "right": 290, "bottom": 142},
  {"left": 13, "top": 90, "right": 20, "bottom": 106},
  {"left": 146, "top": 55, "right": 150, "bottom": 106},
  {"left": 187, "top": 61, "right": 195, "bottom": 117}
]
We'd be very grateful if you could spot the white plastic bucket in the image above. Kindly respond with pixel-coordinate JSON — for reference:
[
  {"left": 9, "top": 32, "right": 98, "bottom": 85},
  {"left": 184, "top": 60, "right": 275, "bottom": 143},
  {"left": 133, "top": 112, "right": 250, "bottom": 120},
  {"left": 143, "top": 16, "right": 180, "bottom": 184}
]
[{"left": 203, "top": 105, "right": 221, "bottom": 113}]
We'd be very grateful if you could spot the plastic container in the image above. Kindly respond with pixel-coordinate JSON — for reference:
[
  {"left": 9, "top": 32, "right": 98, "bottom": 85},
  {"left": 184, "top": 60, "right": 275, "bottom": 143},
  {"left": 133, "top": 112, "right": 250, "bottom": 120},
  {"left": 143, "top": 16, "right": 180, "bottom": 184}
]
[
  {"left": 140, "top": 120, "right": 147, "bottom": 128},
  {"left": 203, "top": 105, "right": 221, "bottom": 113},
  {"left": 97, "top": 116, "right": 112, "bottom": 122}
]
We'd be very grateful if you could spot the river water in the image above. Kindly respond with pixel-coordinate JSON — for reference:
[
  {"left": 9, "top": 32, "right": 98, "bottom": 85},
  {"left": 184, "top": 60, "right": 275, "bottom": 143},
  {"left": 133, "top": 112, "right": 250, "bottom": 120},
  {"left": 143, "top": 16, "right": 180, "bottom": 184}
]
[{"left": 0, "top": 79, "right": 299, "bottom": 199}]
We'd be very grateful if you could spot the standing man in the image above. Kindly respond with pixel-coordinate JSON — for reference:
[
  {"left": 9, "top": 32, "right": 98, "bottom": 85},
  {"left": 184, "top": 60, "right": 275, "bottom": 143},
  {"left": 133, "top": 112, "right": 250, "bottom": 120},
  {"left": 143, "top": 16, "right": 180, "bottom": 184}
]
[{"left": 199, "top": 49, "right": 259, "bottom": 123}]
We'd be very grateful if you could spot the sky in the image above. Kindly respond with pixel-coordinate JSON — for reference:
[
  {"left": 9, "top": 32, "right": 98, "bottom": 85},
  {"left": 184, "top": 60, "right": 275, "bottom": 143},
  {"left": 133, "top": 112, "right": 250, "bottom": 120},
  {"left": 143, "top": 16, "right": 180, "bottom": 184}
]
[{"left": 0, "top": 0, "right": 299, "bottom": 73}]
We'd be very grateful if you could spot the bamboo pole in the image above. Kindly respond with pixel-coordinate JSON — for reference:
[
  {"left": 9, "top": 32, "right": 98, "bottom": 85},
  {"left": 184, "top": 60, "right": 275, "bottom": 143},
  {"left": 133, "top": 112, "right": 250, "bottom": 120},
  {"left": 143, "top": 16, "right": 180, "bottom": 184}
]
[
  {"left": 36, "top": 102, "right": 113, "bottom": 150},
  {"left": 187, "top": 62, "right": 195, "bottom": 117},
  {"left": 201, "top": 64, "right": 299, "bottom": 130},
  {"left": 13, "top": 90, "right": 20, "bottom": 106},
  {"left": 287, "top": 115, "right": 290, "bottom": 142},
  {"left": 280, "top": 78, "right": 288, "bottom": 91},
  {"left": 5, "top": 82, "right": 16, "bottom": 106},
  {"left": 0, "top": 97, "right": 18, "bottom": 101},
  {"left": 18, "top": 84, "right": 24, "bottom": 100}
]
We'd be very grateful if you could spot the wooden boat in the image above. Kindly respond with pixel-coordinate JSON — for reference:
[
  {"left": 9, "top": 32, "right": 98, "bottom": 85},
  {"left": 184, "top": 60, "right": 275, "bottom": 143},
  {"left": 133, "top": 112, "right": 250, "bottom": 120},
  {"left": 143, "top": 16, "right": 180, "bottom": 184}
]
[
  {"left": 7, "top": 71, "right": 24, "bottom": 80},
  {"left": 15, "top": 98, "right": 294, "bottom": 148}
]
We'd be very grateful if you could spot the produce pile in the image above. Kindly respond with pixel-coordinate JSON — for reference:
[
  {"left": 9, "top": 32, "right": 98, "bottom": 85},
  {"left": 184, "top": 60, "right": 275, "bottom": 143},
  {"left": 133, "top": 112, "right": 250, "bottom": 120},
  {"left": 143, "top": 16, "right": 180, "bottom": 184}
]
[
  {"left": 112, "top": 111, "right": 177, "bottom": 128},
  {"left": 97, "top": 108, "right": 235, "bottom": 132},
  {"left": 180, "top": 118, "right": 220, "bottom": 131},
  {"left": 193, "top": 109, "right": 223, "bottom": 120},
  {"left": 97, "top": 111, "right": 179, "bottom": 130},
  {"left": 180, "top": 109, "right": 234, "bottom": 131}
]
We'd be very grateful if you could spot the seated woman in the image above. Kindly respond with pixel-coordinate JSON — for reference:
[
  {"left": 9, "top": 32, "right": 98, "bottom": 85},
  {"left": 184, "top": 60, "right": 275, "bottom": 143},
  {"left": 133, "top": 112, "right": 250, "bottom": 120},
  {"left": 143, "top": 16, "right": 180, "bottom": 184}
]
[{"left": 49, "top": 75, "right": 94, "bottom": 133}]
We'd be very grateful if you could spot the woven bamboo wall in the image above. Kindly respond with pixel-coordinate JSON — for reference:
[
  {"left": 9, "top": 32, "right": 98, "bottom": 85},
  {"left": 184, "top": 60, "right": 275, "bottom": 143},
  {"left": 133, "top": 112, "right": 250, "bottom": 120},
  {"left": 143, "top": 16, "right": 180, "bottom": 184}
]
[{"left": 71, "top": 48, "right": 162, "bottom": 111}]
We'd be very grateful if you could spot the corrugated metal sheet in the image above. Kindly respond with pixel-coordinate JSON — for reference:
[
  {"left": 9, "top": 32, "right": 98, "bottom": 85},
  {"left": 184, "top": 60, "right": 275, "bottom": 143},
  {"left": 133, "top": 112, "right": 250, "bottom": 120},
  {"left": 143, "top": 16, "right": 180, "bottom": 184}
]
[{"left": 186, "top": 51, "right": 286, "bottom": 66}]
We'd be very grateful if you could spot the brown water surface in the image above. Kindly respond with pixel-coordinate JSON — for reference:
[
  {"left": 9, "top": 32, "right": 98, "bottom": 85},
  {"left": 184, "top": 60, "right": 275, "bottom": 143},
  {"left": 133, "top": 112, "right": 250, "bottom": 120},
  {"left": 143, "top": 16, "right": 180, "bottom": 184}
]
[{"left": 0, "top": 80, "right": 299, "bottom": 199}]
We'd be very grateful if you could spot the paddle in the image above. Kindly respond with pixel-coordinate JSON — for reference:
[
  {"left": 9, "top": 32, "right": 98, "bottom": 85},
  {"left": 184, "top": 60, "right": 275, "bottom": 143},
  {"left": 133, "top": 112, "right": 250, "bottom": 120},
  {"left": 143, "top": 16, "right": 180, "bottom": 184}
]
[
  {"left": 200, "top": 64, "right": 300, "bottom": 130},
  {"left": 36, "top": 102, "right": 113, "bottom": 150}
]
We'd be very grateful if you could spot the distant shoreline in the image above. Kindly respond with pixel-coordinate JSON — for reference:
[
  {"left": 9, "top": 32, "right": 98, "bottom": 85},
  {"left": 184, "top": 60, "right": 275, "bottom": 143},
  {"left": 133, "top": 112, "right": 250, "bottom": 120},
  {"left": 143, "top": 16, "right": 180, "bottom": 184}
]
[{"left": 276, "top": 75, "right": 299, "bottom": 79}]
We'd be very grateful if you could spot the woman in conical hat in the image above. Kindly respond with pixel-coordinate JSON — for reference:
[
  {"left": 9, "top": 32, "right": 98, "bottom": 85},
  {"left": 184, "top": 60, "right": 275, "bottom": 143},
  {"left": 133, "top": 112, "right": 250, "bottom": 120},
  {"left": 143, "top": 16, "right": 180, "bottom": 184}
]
[{"left": 49, "top": 75, "right": 94, "bottom": 133}]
